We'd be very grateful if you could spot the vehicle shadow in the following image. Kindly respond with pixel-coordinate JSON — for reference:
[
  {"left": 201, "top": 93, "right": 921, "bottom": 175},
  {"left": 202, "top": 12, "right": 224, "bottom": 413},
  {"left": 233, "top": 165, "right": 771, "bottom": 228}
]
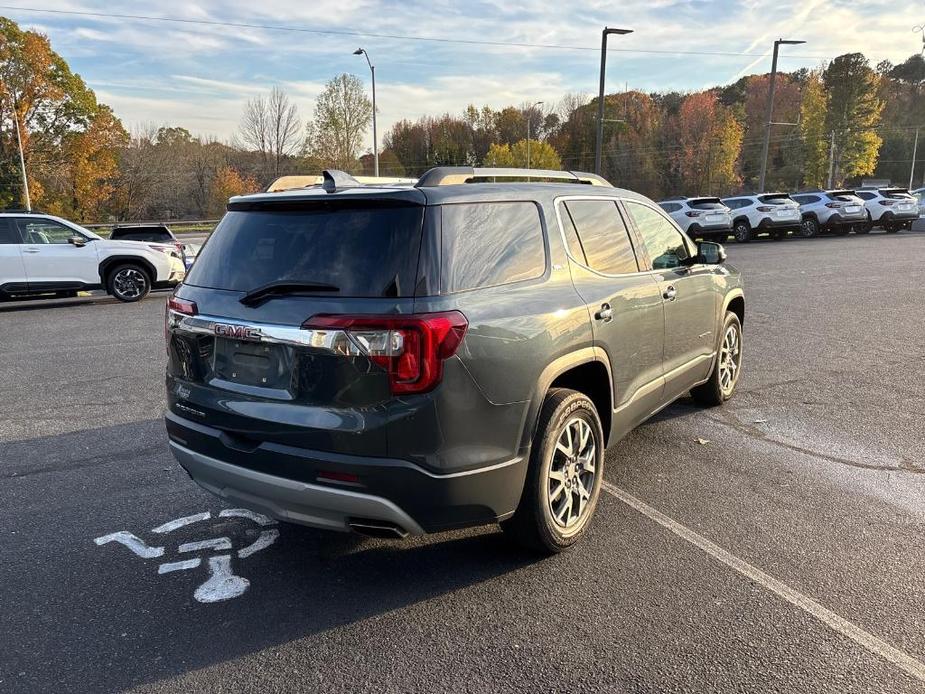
[
  {"left": 0, "top": 291, "right": 169, "bottom": 312},
  {"left": 0, "top": 419, "right": 544, "bottom": 693}
]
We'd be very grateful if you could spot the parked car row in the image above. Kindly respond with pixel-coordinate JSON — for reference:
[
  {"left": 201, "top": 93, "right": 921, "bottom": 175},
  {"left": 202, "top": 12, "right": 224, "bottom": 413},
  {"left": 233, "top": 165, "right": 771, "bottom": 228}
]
[{"left": 659, "top": 186, "right": 921, "bottom": 243}]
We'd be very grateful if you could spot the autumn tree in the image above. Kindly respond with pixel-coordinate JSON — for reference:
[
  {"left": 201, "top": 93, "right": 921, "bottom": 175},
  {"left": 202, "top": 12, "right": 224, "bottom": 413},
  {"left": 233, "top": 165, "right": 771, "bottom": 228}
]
[
  {"left": 483, "top": 139, "right": 561, "bottom": 169},
  {"left": 304, "top": 73, "right": 372, "bottom": 171},
  {"left": 823, "top": 53, "right": 884, "bottom": 183},
  {"left": 668, "top": 92, "right": 743, "bottom": 195},
  {"left": 799, "top": 72, "right": 829, "bottom": 188},
  {"left": 208, "top": 165, "right": 259, "bottom": 215},
  {"left": 0, "top": 17, "right": 127, "bottom": 216},
  {"left": 237, "top": 86, "right": 301, "bottom": 180}
]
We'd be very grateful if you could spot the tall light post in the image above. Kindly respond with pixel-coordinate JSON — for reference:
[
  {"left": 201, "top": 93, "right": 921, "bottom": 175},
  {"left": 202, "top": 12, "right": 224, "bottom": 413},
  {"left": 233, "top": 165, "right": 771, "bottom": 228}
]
[
  {"left": 594, "top": 27, "right": 633, "bottom": 175},
  {"left": 758, "top": 38, "right": 805, "bottom": 192},
  {"left": 353, "top": 48, "right": 378, "bottom": 176},
  {"left": 526, "top": 100, "right": 544, "bottom": 170},
  {"left": 12, "top": 106, "right": 30, "bottom": 211}
]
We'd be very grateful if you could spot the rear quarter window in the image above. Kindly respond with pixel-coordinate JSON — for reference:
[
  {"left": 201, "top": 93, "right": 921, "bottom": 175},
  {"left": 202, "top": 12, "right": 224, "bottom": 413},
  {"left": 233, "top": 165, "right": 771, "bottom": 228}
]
[
  {"left": 440, "top": 201, "right": 546, "bottom": 294},
  {"left": 0, "top": 219, "right": 21, "bottom": 244}
]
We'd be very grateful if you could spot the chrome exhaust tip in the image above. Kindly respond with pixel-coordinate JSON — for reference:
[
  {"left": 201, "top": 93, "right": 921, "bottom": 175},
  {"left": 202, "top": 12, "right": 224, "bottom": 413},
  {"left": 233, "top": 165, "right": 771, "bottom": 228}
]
[{"left": 348, "top": 519, "right": 409, "bottom": 539}]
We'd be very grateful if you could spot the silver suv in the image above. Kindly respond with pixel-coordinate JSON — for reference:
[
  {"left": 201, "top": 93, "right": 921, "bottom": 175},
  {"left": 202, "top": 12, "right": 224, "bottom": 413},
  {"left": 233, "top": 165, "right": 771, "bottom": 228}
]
[
  {"left": 165, "top": 167, "right": 746, "bottom": 554},
  {"left": 657, "top": 197, "right": 733, "bottom": 242},
  {"left": 721, "top": 193, "right": 801, "bottom": 243},
  {"left": 855, "top": 188, "right": 919, "bottom": 233},
  {"left": 790, "top": 189, "right": 867, "bottom": 237}
]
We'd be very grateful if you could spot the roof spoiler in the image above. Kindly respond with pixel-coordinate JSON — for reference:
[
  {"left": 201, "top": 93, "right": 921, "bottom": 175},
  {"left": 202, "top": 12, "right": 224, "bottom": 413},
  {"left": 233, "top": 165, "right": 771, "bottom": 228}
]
[
  {"left": 264, "top": 173, "right": 418, "bottom": 193},
  {"left": 415, "top": 167, "right": 611, "bottom": 188}
]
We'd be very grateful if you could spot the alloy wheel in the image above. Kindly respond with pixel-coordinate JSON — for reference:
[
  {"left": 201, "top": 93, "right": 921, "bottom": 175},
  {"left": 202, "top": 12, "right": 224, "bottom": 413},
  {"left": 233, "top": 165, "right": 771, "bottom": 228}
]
[
  {"left": 547, "top": 417, "right": 596, "bottom": 529},
  {"left": 113, "top": 268, "right": 147, "bottom": 299},
  {"left": 718, "top": 323, "right": 742, "bottom": 395}
]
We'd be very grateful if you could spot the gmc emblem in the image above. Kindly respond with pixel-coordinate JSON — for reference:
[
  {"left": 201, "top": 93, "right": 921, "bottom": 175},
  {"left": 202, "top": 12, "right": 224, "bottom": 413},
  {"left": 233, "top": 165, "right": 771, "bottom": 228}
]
[{"left": 213, "top": 323, "right": 263, "bottom": 341}]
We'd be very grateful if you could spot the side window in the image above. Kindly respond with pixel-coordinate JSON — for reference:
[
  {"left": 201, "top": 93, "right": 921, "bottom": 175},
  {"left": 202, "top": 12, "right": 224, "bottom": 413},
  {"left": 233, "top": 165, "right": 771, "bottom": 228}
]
[
  {"left": 658, "top": 202, "right": 681, "bottom": 213},
  {"left": 857, "top": 192, "right": 875, "bottom": 201},
  {"left": 441, "top": 201, "right": 546, "bottom": 293},
  {"left": 624, "top": 201, "right": 692, "bottom": 271},
  {"left": 724, "top": 199, "right": 743, "bottom": 210},
  {"left": 0, "top": 219, "right": 22, "bottom": 244},
  {"left": 562, "top": 199, "right": 638, "bottom": 275},
  {"left": 559, "top": 208, "right": 587, "bottom": 263},
  {"left": 17, "top": 219, "right": 83, "bottom": 244},
  {"left": 792, "top": 195, "right": 807, "bottom": 205}
]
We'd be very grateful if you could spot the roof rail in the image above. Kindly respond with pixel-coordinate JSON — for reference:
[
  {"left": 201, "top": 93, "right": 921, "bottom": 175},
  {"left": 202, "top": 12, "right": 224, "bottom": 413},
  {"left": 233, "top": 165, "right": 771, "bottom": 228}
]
[{"left": 415, "top": 167, "right": 611, "bottom": 188}]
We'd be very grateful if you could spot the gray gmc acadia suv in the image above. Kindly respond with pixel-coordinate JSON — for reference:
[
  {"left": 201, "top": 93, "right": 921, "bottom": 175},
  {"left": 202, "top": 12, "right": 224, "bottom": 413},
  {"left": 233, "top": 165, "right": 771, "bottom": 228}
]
[{"left": 165, "top": 167, "right": 745, "bottom": 553}]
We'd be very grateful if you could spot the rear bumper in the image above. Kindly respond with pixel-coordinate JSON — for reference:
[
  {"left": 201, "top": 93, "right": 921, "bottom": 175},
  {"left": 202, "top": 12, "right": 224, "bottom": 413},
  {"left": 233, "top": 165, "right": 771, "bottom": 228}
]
[
  {"left": 822, "top": 212, "right": 866, "bottom": 227},
  {"left": 757, "top": 217, "right": 801, "bottom": 229},
  {"left": 165, "top": 411, "right": 527, "bottom": 535}
]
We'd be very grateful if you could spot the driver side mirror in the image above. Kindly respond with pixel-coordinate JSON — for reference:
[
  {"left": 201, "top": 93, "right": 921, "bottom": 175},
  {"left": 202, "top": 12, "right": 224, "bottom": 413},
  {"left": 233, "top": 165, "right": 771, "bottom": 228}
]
[
  {"left": 67, "top": 236, "right": 86, "bottom": 248},
  {"left": 697, "top": 241, "right": 726, "bottom": 265}
]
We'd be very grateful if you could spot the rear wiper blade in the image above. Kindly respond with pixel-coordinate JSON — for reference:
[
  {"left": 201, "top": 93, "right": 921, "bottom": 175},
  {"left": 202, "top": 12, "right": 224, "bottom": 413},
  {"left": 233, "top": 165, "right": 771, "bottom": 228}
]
[{"left": 239, "top": 280, "right": 340, "bottom": 306}]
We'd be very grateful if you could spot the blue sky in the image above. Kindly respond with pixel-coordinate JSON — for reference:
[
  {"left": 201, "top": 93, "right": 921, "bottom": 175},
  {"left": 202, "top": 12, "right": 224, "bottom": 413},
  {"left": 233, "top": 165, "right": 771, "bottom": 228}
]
[{"left": 2, "top": 1, "right": 922, "bottom": 149}]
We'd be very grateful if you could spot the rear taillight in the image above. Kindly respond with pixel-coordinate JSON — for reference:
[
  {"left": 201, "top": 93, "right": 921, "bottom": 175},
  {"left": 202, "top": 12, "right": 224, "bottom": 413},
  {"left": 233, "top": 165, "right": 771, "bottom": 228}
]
[
  {"left": 302, "top": 311, "right": 468, "bottom": 395},
  {"left": 684, "top": 211, "right": 702, "bottom": 217},
  {"left": 165, "top": 296, "right": 197, "bottom": 350},
  {"left": 825, "top": 202, "right": 842, "bottom": 209},
  {"left": 881, "top": 199, "right": 896, "bottom": 206},
  {"left": 756, "top": 206, "right": 774, "bottom": 212}
]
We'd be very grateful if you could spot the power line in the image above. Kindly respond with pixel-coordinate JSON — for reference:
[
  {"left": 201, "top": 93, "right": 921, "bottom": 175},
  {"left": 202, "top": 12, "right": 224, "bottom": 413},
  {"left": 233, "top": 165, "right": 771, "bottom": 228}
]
[{"left": 0, "top": 5, "right": 834, "bottom": 60}]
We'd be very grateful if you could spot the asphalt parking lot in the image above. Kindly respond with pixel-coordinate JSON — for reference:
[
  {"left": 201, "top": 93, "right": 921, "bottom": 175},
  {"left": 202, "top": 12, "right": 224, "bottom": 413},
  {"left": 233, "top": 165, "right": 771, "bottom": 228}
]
[{"left": 2, "top": 230, "right": 924, "bottom": 693}]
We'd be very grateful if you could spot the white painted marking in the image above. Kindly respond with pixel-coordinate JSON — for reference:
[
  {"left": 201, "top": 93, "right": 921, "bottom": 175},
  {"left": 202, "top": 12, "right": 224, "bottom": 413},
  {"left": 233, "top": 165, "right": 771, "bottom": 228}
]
[
  {"left": 194, "top": 555, "right": 249, "bottom": 603},
  {"left": 238, "top": 529, "right": 280, "bottom": 559},
  {"left": 601, "top": 481, "right": 925, "bottom": 684},
  {"left": 158, "top": 558, "right": 201, "bottom": 574},
  {"left": 219, "top": 508, "right": 277, "bottom": 526},
  {"left": 178, "top": 537, "right": 232, "bottom": 553},
  {"left": 94, "top": 531, "right": 164, "bottom": 558},
  {"left": 151, "top": 512, "right": 211, "bottom": 533}
]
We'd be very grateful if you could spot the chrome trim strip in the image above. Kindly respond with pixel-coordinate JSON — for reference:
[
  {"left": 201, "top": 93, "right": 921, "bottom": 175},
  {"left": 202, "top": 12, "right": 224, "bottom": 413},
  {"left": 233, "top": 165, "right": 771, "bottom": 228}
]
[
  {"left": 167, "top": 312, "right": 351, "bottom": 353},
  {"left": 613, "top": 352, "right": 716, "bottom": 415}
]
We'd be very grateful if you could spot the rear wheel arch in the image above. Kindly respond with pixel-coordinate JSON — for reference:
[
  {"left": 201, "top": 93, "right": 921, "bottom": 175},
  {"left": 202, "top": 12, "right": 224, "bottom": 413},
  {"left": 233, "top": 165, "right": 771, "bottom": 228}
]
[{"left": 527, "top": 349, "right": 613, "bottom": 449}]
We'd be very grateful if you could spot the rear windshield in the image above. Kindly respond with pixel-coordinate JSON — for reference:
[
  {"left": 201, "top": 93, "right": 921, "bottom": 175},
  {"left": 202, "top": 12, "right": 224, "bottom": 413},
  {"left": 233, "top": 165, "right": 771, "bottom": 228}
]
[
  {"left": 111, "top": 228, "right": 173, "bottom": 242},
  {"left": 825, "top": 191, "right": 857, "bottom": 201},
  {"left": 758, "top": 194, "right": 795, "bottom": 206},
  {"left": 881, "top": 189, "right": 913, "bottom": 199},
  {"left": 689, "top": 198, "right": 725, "bottom": 210},
  {"left": 185, "top": 204, "right": 424, "bottom": 297}
]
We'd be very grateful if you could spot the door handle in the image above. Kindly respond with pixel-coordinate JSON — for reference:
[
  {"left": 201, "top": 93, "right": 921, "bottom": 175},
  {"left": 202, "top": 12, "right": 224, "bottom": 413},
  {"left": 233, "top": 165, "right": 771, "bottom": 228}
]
[
  {"left": 594, "top": 303, "right": 613, "bottom": 322},
  {"left": 23, "top": 248, "right": 40, "bottom": 254},
  {"left": 663, "top": 285, "right": 677, "bottom": 301}
]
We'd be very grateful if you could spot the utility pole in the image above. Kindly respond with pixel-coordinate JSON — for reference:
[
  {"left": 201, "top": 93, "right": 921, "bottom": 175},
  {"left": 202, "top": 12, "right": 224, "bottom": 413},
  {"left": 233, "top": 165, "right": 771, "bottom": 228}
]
[
  {"left": 909, "top": 127, "right": 919, "bottom": 189},
  {"left": 827, "top": 130, "right": 836, "bottom": 189},
  {"left": 594, "top": 27, "right": 633, "bottom": 175},
  {"left": 526, "top": 101, "right": 544, "bottom": 170},
  {"left": 758, "top": 38, "right": 806, "bottom": 192},
  {"left": 12, "top": 108, "right": 31, "bottom": 211}
]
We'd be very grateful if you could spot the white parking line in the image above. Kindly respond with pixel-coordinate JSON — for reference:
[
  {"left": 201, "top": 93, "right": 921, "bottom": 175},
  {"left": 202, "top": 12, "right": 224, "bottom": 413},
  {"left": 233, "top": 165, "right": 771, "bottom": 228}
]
[{"left": 601, "top": 480, "right": 925, "bottom": 684}]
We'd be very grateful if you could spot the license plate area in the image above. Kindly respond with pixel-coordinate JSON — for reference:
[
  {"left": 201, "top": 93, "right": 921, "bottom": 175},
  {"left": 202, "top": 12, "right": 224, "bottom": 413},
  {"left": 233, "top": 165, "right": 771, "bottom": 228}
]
[{"left": 213, "top": 338, "right": 292, "bottom": 391}]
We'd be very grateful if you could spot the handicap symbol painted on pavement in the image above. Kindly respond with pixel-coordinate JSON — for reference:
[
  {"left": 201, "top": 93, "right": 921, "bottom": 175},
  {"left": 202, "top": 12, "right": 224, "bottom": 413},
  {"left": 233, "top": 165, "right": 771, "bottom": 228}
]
[{"left": 94, "top": 508, "right": 280, "bottom": 603}]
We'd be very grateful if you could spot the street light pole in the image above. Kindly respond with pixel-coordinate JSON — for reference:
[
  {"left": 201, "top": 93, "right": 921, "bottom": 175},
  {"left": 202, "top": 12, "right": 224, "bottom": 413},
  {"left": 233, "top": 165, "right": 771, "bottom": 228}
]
[
  {"left": 353, "top": 48, "right": 378, "bottom": 176},
  {"left": 758, "top": 38, "right": 805, "bottom": 192},
  {"left": 594, "top": 27, "right": 633, "bottom": 175},
  {"left": 526, "top": 101, "right": 543, "bottom": 170},
  {"left": 12, "top": 105, "right": 31, "bottom": 211},
  {"left": 909, "top": 126, "right": 919, "bottom": 189}
]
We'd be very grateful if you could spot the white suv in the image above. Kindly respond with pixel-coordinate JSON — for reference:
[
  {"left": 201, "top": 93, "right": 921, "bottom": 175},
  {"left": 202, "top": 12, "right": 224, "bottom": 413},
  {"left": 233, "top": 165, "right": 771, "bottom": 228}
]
[
  {"left": 855, "top": 188, "right": 919, "bottom": 233},
  {"left": 720, "top": 193, "right": 802, "bottom": 243},
  {"left": 657, "top": 197, "right": 733, "bottom": 241},
  {"left": 0, "top": 212, "right": 185, "bottom": 302},
  {"left": 790, "top": 189, "right": 867, "bottom": 237}
]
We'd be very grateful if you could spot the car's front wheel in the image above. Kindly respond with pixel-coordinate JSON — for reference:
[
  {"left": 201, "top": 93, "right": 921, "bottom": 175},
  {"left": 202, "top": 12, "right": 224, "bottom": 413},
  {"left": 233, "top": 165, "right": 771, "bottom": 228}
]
[
  {"left": 691, "top": 311, "right": 743, "bottom": 407},
  {"left": 107, "top": 264, "right": 151, "bottom": 302},
  {"left": 502, "top": 388, "right": 604, "bottom": 554}
]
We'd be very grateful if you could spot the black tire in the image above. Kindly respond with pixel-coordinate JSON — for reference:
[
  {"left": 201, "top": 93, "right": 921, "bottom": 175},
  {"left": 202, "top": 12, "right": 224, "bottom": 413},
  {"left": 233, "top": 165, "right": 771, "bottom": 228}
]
[
  {"left": 800, "top": 217, "right": 819, "bottom": 238},
  {"left": 107, "top": 263, "right": 151, "bottom": 302},
  {"left": 885, "top": 223, "right": 899, "bottom": 233},
  {"left": 691, "top": 311, "right": 743, "bottom": 407},
  {"left": 733, "top": 220, "right": 751, "bottom": 243},
  {"left": 501, "top": 388, "right": 604, "bottom": 554},
  {"left": 772, "top": 229, "right": 786, "bottom": 241}
]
